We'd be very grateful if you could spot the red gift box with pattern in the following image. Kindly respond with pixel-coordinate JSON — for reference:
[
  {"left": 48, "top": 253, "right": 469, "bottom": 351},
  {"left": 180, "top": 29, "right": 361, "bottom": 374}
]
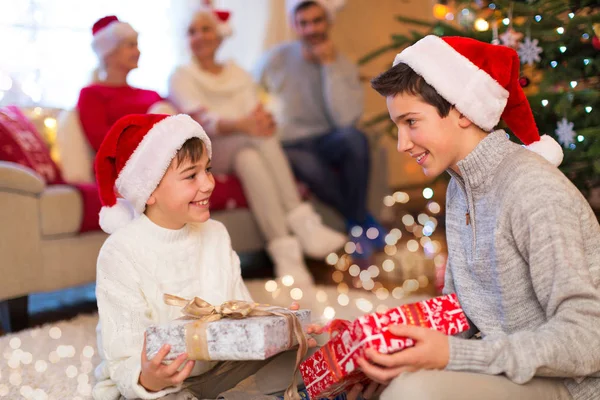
[{"left": 300, "top": 294, "right": 469, "bottom": 399}]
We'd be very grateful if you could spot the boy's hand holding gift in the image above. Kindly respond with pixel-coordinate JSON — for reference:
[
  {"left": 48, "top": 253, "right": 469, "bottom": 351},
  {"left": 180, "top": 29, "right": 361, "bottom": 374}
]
[
  {"left": 357, "top": 324, "right": 450, "bottom": 385},
  {"left": 346, "top": 325, "right": 450, "bottom": 399},
  {"left": 299, "top": 294, "right": 469, "bottom": 399},
  {"left": 140, "top": 333, "right": 195, "bottom": 392},
  {"left": 290, "top": 301, "right": 323, "bottom": 348}
]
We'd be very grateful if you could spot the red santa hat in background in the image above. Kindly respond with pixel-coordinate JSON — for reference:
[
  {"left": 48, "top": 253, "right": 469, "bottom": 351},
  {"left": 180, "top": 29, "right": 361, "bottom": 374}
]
[
  {"left": 91, "top": 15, "right": 138, "bottom": 59},
  {"left": 95, "top": 114, "right": 212, "bottom": 234},
  {"left": 286, "top": 0, "right": 346, "bottom": 22},
  {"left": 393, "top": 35, "right": 563, "bottom": 166},
  {"left": 191, "top": 0, "right": 233, "bottom": 38}
]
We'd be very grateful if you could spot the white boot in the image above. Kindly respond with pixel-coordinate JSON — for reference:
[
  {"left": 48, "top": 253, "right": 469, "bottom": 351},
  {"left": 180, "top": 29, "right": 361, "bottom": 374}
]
[
  {"left": 267, "top": 236, "right": 315, "bottom": 287},
  {"left": 287, "top": 203, "right": 347, "bottom": 259}
]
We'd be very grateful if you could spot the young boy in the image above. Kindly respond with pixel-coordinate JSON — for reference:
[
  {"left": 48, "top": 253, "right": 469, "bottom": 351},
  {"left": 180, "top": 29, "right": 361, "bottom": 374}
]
[
  {"left": 349, "top": 36, "right": 600, "bottom": 400},
  {"left": 92, "top": 114, "right": 316, "bottom": 400}
]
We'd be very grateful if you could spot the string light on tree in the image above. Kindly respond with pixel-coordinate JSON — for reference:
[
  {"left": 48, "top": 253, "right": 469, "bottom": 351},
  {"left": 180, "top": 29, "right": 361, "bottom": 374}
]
[
  {"left": 474, "top": 18, "right": 489, "bottom": 31},
  {"left": 433, "top": 3, "right": 449, "bottom": 20},
  {"left": 458, "top": 7, "right": 475, "bottom": 27}
]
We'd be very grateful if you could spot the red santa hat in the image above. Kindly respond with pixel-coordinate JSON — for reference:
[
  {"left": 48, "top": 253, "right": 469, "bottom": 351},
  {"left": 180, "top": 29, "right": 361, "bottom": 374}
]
[
  {"left": 91, "top": 15, "right": 138, "bottom": 59},
  {"left": 191, "top": 1, "right": 233, "bottom": 37},
  {"left": 95, "top": 114, "right": 212, "bottom": 234},
  {"left": 393, "top": 35, "right": 563, "bottom": 166},
  {"left": 286, "top": 0, "right": 346, "bottom": 22}
]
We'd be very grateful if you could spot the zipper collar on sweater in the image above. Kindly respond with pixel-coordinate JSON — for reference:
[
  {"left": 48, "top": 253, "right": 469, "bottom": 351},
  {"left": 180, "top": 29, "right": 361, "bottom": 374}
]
[
  {"left": 445, "top": 130, "right": 514, "bottom": 240},
  {"left": 448, "top": 130, "right": 514, "bottom": 191}
]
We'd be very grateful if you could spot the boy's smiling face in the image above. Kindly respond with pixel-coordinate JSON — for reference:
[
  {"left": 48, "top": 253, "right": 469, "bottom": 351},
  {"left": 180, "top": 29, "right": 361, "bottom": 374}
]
[
  {"left": 145, "top": 143, "right": 215, "bottom": 229},
  {"left": 387, "top": 92, "right": 473, "bottom": 178}
]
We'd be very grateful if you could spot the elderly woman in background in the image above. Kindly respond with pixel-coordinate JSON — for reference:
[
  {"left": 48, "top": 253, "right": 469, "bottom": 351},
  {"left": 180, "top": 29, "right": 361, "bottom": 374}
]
[
  {"left": 169, "top": 6, "right": 346, "bottom": 285},
  {"left": 77, "top": 16, "right": 174, "bottom": 153}
]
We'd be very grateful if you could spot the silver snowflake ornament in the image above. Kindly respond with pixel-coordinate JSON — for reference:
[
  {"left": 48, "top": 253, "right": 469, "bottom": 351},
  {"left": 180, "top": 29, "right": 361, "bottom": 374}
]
[
  {"left": 518, "top": 37, "right": 543, "bottom": 66},
  {"left": 555, "top": 118, "right": 576, "bottom": 148},
  {"left": 499, "top": 28, "right": 523, "bottom": 48}
]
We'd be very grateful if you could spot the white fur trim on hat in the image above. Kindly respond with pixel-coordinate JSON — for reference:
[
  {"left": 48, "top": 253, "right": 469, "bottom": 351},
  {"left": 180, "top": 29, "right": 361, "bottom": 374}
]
[
  {"left": 189, "top": 8, "right": 233, "bottom": 38},
  {"left": 115, "top": 114, "right": 212, "bottom": 216},
  {"left": 92, "top": 21, "right": 137, "bottom": 59},
  {"left": 393, "top": 35, "right": 509, "bottom": 132},
  {"left": 527, "top": 135, "right": 563, "bottom": 167},
  {"left": 99, "top": 198, "right": 136, "bottom": 234},
  {"left": 217, "top": 22, "right": 233, "bottom": 37}
]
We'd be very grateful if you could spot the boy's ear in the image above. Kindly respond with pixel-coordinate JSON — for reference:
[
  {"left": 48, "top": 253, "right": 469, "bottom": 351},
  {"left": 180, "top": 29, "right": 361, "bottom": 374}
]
[
  {"left": 146, "top": 194, "right": 156, "bottom": 206},
  {"left": 457, "top": 112, "right": 474, "bottom": 129}
]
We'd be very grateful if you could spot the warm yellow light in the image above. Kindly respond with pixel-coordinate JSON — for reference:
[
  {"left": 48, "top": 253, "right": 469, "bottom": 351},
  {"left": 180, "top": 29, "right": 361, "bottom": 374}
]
[
  {"left": 433, "top": 4, "right": 449, "bottom": 20},
  {"left": 44, "top": 117, "right": 57, "bottom": 129},
  {"left": 474, "top": 18, "right": 490, "bottom": 31}
]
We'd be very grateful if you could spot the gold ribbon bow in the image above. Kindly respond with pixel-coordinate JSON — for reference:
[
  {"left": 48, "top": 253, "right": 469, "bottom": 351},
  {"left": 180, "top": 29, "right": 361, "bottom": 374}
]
[{"left": 163, "top": 294, "right": 307, "bottom": 400}]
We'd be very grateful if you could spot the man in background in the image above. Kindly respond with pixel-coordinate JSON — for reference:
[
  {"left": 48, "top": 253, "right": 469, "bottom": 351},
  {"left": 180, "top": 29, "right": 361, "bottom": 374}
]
[{"left": 255, "top": 0, "right": 386, "bottom": 257}]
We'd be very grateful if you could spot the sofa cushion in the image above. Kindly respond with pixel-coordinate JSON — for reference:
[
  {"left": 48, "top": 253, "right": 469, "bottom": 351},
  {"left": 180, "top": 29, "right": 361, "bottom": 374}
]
[
  {"left": 72, "top": 182, "right": 102, "bottom": 233},
  {"left": 0, "top": 106, "right": 64, "bottom": 185},
  {"left": 56, "top": 109, "right": 95, "bottom": 183},
  {"left": 40, "top": 185, "right": 83, "bottom": 236}
]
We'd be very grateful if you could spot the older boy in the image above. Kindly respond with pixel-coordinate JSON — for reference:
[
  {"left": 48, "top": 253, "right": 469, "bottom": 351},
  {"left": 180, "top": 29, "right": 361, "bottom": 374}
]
[{"left": 351, "top": 36, "right": 600, "bottom": 400}]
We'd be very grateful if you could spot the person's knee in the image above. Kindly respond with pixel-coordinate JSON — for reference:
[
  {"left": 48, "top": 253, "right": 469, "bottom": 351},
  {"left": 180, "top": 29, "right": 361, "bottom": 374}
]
[
  {"left": 234, "top": 147, "right": 262, "bottom": 171},
  {"left": 284, "top": 150, "right": 327, "bottom": 182},
  {"left": 380, "top": 370, "right": 445, "bottom": 400}
]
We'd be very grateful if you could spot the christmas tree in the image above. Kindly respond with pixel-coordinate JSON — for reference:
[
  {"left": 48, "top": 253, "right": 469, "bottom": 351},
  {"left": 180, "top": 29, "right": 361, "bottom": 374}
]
[{"left": 361, "top": 0, "right": 599, "bottom": 203}]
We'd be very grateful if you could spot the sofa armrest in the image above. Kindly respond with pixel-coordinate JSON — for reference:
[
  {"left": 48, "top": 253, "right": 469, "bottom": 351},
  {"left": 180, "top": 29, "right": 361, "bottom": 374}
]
[{"left": 0, "top": 161, "right": 46, "bottom": 195}]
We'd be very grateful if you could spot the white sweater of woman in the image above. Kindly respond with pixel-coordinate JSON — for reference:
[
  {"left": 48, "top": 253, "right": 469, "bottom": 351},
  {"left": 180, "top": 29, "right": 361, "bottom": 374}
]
[
  {"left": 168, "top": 60, "right": 260, "bottom": 135},
  {"left": 93, "top": 214, "right": 252, "bottom": 400}
]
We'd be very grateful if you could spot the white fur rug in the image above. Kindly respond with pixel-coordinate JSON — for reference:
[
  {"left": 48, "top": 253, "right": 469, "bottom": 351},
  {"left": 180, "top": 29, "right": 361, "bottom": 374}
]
[{"left": 0, "top": 280, "right": 426, "bottom": 399}]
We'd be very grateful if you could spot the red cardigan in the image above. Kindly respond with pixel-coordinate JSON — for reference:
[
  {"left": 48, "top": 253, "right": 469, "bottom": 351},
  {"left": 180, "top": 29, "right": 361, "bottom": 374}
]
[{"left": 77, "top": 84, "right": 163, "bottom": 151}]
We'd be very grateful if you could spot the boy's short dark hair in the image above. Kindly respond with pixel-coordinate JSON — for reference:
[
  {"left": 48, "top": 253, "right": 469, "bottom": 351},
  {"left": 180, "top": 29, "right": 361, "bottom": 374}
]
[
  {"left": 295, "top": 1, "right": 320, "bottom": 14},
  {"left": 371, "top": 62, "right": 453, "bottom": 118},
  {"left": 176, "top": 137, "right": 205, "bottom": 167}
]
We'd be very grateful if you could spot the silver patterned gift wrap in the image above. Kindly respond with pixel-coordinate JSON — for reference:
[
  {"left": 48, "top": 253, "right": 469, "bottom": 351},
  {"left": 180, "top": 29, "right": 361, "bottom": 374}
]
[{"left": 146, "top": 309, "right": 311, "bottom": 362}]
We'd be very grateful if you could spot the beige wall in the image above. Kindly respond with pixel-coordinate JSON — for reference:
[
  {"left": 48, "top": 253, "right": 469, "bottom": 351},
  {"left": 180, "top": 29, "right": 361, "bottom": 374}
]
[{"left": 330, "top": 0, "right": 435, "bottom": 188}]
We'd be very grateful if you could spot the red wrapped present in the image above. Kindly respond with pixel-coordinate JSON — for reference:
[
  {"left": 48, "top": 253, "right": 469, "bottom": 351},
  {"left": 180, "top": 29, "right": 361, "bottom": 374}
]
[{"left": 300, "top": 294, "right": 469, "bottom": 399}]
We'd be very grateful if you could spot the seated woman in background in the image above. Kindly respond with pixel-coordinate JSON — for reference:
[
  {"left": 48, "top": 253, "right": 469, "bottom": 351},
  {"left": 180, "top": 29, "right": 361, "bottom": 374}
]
[
  {"left": 77, "top": 15, "right": 173, "bottom": 152},
  {"left": 169, "top": 6, "right": 346, "bottom": 285}
]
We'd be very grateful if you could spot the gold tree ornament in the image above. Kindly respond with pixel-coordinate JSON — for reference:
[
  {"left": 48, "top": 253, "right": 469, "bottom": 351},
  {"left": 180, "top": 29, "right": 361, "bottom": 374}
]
[{"left": 592, "top": 23, "right": 600, "bottom": 39}]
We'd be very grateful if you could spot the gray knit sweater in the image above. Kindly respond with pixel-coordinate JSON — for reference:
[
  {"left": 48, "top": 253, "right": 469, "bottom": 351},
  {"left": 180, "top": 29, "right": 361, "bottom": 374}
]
[
  {"left": 254, "top": 41, "right": 364, "bottom": 143},
  {"left": 443, "top": 130, "right": 600, "bottom": 399}
]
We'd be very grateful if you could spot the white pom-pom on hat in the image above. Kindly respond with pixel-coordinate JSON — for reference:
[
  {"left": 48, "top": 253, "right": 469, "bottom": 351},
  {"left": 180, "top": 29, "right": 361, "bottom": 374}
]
[{"left": 99, "top": 198, "right": 136, "bottom": 234}]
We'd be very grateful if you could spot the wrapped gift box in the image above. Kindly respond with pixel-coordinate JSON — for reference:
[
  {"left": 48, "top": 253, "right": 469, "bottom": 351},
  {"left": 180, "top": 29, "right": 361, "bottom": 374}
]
[
  {"left": 300, "top": 294, "right": 469, "bottom": 399},
  {"left": 146, "top": 309, "right": 311, "bottom": 362}
]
